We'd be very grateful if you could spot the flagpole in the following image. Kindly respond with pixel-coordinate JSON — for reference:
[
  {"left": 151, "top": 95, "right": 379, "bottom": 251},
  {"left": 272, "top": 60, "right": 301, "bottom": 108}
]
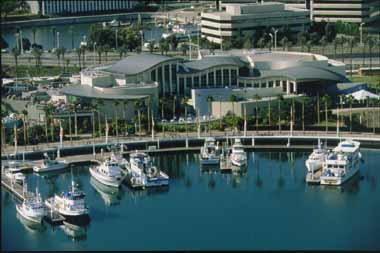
[
  {"left": 14, "top": 125, "right": 17, "bottom": 155},
  {"left": 105, "top": 114, "right": 109, "bottom": 144},
  {"left": 59, "top": 120, "right": 63, "bottom": 148},
  {"left": 151, "top": 110, "right": 155, "bottom": 140}
]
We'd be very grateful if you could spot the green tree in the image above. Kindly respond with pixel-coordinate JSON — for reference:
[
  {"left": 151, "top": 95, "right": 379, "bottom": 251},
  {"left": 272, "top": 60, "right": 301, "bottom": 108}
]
[
  {"left": 280, "top": 37, "right": 289, "bottom": 51},
  {"left": 368, "top": 37, "right": 374, "bottom": 71},
  {"left": 11, "top": 47, "right": 21, "bottom": 77},
  {"left": 31, "top": 48, "right": 42, "bottom": 69},
  {"left": 297, "top": 32, "right": 307, "bottom": 52},
  {"left": 113, "top": 100, "right": 120, "bottom": 138},
  {"left": 75, "top": 47, "right": 82, "bottom": 70},
  {"left": 348, "top": 37, "right": 357, "bottom": 77},
  {"left": 229, "top": 94, "right": 238, "bottom": 116},
  {"left": 319, "top": 35, "right": 328, "bottom": 55},
  {"left": 148, "top": 42, "right": 155, "bottom": 53},
  {"left": 243, "top": 37, "right": 253, "bottom": 49}
]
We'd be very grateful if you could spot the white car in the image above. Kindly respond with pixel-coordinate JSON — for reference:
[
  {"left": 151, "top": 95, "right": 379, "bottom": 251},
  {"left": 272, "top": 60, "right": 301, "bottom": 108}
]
[
  {"left": 178, "top": 117, "right": 185, "bottom": 123},
  {"left": 170, "top": 118, "right": 176, "bottom": 123},
  {"left": 186, "top": 117, "right": 193, "bottom": 122},
  {"left": 161, "top": 119, "right": 167, "bottom": 123}
]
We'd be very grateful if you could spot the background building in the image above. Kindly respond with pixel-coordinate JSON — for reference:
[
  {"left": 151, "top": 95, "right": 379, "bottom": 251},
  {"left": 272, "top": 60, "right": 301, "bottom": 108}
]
[
  {"left": 201, "top": 2, "right": 310, "bottom": 44},
  {"left": 27, "top": 0, "right": 138, "bottom": 16},
  {"left": 309, "top": 0, "right": 380, "bottom": 24}
]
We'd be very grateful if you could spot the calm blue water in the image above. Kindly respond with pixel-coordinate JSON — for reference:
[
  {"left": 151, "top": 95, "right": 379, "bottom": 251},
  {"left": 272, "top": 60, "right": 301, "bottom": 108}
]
[
  {"left": 3, "top": 23, "right": 165, "bottom": 50},
  {"left": 2, "top": 150, "right": 380, "bottom": 250}
]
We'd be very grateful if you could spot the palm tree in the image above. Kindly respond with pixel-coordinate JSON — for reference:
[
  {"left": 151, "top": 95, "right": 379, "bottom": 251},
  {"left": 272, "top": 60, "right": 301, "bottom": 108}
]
[
  {"left": 207, "top": 96, "right": 214, "bottom": 117},
  {"left": 297, "top": 32, "right": 306, "bottom": 52},
  {"left": 21, "top": 109, "right": 28, "bottom": 145},
  {"left": 333, "top": 38, "right": 338, "bottom": 59},
  {"left": 306, "top": 40, "right": 313, "bottom": 53},
  {"left": 319, "top": 35, "right": 328, "bottom": 55},
  {"left": 280, "top": 37, "right": 288, "bottom": 51},
  {"left": 172, "top": 95, "right": 177, "bottom": 119},
  {"left": 69, "top": 25, "right": 74, "bottom": 50},
  {"left": 117, "top": 46, "right": 127, "bottom": 59},
  {"left": 257, "top": 37, "right": 266, "bottom": 49},
  {"left": 277, "top": 95, "right": 283, "bottom": 132},
  {"left": 31, "top": 48, "right": 42, "bottom": 69},
  {"left": 75, "top": 47, "right": 82, "bottom": 70},
  {"left": 148, "top": 42, "right": 155, "bottom": 53},
  {"left": 317, "top": 92, "right": 320, "bottom": 125},
  {"left": 267, "top": 100, "right": 271, "bottom": 127},
  {"left": 362, "top": 36, "right": 367, "bottom": 66},
  {"left": 113, "top": 100, "right": 120, "bottom": 138},
  {"left": 159, "top": 97, "right": 165, "bottom": 120},
  {"left": 81, "top": 45, "right": 86, "bottom": 68},
  {"left": 368, "top": 37, "right": 374, "bottom": 71},
  {"left": 95, "top": 99, "right": 104, "bottom": 137},
  {"left": 134, "top": 99, "right": 143, "bottom": 135},
  {"left": 302, "top": 98, "right": 305, "bottom": 131},
  {"left": 229, "top": 94, "right": 237, "bottom": 115},
  {"left": 340, "top": 37, "right": 346, "bottom": 62},
  {"left": 11, "top": 47, "right": 20, "bottom": 78},
  {"left": 54, "top": 47, "right": 62, "bottom": 67},
  {"left": 103, "top": 45, "right": 110, "bottom": 63},
  {"left": 61, "top": 47, "right": 66, "bottom": 70},
  {"left": 346, "top": 95, "right": 355, "bottom": 133},
  {"left": 96, "top": 45, "right": 103, "bottom": 64},
  {"left": 349, "top": 37, "right": 357, "bottom": 77},
  {"left": 181, "top": 96, "right": 189, "bottom": 136},
  {"left": 321, "top": 95, "right": 331, "bottom": 132}
]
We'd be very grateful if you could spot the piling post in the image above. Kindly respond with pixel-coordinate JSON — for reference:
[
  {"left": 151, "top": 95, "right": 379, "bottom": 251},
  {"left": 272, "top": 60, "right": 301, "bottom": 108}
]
[
  {"left": 252, "top": 137, "right": 255, "bottom": 146},
  {"left": 157, "top": 138, "right": 160, "bottom": 149},
  {"left": 186, "top": 138, "right": 189, "bottom": 148},
  {"left": 93, "top": 142, "right": 96, "bottom": 157},
  {"left": 57, "top": 148, "right": 60, "bottom": 159},
  {"left": 287, "top": 138, "right": 291, "bottom": 147},
  {"left": 101, "top": 148, "right": 104, "bottom": 158}
]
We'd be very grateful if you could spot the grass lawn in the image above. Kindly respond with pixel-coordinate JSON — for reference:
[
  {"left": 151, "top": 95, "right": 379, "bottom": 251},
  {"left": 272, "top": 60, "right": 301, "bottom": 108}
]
[
  {"left": 349, "top": 75, "right": 380, "bottom": 89},
  {"left": 4, "top": 65, "right": 81, "bottom": 77}
]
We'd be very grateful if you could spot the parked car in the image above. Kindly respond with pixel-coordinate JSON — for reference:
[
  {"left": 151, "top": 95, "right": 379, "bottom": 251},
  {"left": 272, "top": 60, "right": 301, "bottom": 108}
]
[
  {"left": 161, "top": 119, "right": 167, "bottom": 123},
  {"left": 186, "top": 116, "right": 193, "bottom": 122},
  {"left": 178, "top": 117, "right": 185, "bottom": 123}
]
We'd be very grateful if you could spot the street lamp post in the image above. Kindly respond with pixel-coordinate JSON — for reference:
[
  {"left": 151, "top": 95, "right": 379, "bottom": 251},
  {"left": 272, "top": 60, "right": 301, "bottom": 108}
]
[
  {"left": 272, "top": 28, "right": 278, "bottom": 51},
  {"left": 93, "top": 42, "right": 96, "bottom": 66},
  {"left": 269, "top": 33, "right": 273, "bottom": 51},
  {"left": 57, "top": 31, "right": 60, "bottom": 49},
  {"left": 188, "top": 33, "right": 192, "bottom": 60},
  {"left": 360, "top": 22, "right": 365, "bottom": 47}
]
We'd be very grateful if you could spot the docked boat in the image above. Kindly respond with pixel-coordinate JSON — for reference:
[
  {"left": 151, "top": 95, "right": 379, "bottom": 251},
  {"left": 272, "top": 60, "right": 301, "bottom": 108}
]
[
  {"left": 305, "top": 139, "right": 328, "bottom": 173},
  {"left": 230, "top": 138, "right": 247, "bottom": 167},
  {"left": 4, "top": 169, "right": 26, "bottom": 184},
  {"left": 320, "top": 139, "right": 361, "bottom": 186},
  {"left": 127, "top": 151, "right": 169, "bottom": 188},
  {"left": 16, "top": 188, "right": 46, "bottom": 224},
  {"left": 200, "top": 137, "right": 220, "bottom": 165},
  {"left": 89, "top": 159, "right": 126, "bottom": 187},
  {"left": 33, "top": 156, "right": 67, "bottom": 173},
  {"left": 45, "top": 177, "right": 89, "bottom": 219}
]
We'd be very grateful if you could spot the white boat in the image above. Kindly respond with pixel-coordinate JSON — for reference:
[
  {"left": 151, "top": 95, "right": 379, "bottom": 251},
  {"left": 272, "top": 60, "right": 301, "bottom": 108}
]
[
  {"left": 89, "top": 159, "right": 126, "bottom": 187},
  {"left": 127, "top": 151, "right": 169, "bottom": 188},
  {"left": 4, "top": 169, "right": 26, "bottom": 184},
  {"left": 45, "top": 178, "right": 89, "bottom": 218},
  {"left": 230, "top": 138, "right": 247, "bottom": 167},
  {"left": 200, "top": 137, "right": 220, "bottom": 165},
  {"left": 33, "top": 157, "right": 67, "bottom": 173},
  {"left": 320, "top": 139, "right": 361, "bottom": 186},
  {"left": 305, "top": 139, "right": 328, "bottom": 173},
  {"left": 110, "top": 150, "right": 129, "bottom": 170},
  {"left": 16, "top": 188, "right": 46, "bottom": 224}
]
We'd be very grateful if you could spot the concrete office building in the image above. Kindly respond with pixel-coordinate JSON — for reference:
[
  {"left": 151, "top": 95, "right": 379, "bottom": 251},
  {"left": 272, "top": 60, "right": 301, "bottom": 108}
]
[
  {"left": 27, "top": 0, "right": 138, "bottom": 16},
  {"left": 201, "top": 2, "right": 310, "bottom": 44},
  {"left": 309, "top": 0, "right": 380, "bottom": 24}
]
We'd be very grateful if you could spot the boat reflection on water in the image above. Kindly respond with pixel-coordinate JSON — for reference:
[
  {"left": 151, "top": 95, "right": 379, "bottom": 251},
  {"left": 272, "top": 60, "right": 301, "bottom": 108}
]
[
  {"left": 16, "top": 212, "right": 46, "bottom": 234},
  {"left": 34, "top": 169, "right": 63, "bottom": 180},
  {"left": 90, "top": 177, "right": 122, "bottom": 206},
  {"left": 200, "top": 164, "right": 219, "bottom": 175},
  {"left": 60, "top": 220, "right": 88, "bottom": 242}
]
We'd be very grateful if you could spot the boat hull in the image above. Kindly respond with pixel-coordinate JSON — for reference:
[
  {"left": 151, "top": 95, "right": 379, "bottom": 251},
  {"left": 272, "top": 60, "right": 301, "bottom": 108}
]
[
  {"left": 231, "top": 157, "right": 247, "bottom": 167},
  {"left": 199, "top": 156, "right": 220, "bottom": 165},
  {"left": 16, "top": 205, "right": 43, "bottom": 224},
  {"left": 305, "top": 160, "right": 323, "bottom": 173},
  {"left": 33, "top": 163, "right": 67, "bottom": 173},
  {"left": 89, "top": 167, "right": 124, "bottom": 188}
]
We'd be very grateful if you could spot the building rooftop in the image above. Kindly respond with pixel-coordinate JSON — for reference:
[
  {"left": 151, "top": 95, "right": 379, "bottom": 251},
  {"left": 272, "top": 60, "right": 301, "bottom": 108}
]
[
  {"left": 180, "top": 56, "right": 246, "bottom": 73},
  {"left": 105, "top": 53, "right": 177, "bottom": 75},
  {"left": 61, "top": 85, "right": 149, "bottom": 100}
]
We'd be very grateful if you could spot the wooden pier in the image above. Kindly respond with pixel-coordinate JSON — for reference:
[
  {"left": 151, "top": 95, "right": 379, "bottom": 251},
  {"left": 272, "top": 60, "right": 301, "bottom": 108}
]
[{"left": 1, "top": 175, "right": 66, "bottom": 225}]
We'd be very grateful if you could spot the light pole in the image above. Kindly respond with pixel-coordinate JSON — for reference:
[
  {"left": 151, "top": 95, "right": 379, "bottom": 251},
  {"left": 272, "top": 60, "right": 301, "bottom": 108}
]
[
  {"left": 360, "top": 22, "right": 365, "bottom": 47},
  {"left": 272, "top": 28, "right": 278, "bottom": 51},
  {"left": 19, "top": 29, "right": 24, "bottom": 54},
  {"left": 93, "top": 42, "right": 96, "bottom": 66},
  {"left": 188, "top": 33, "right": 192, "bottom": 60},
  {"left": 140, "top": 30, "right": 144, "bottom": 52},
  {"left": 269, "top": 33, "right": 273, "bottom": 51},
  {"left": 57, "top": 31, "right": 60, "bottom": 49}
]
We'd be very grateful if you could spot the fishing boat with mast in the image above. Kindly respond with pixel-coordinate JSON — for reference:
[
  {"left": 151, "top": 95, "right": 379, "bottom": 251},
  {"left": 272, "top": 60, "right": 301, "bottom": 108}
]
[
  {"left": 16, "top": 185, "right": 46, "bottom": 224},
  {"left": 200, "top": 137, "right": 221, "bottom": 165},
  {"left": 305, "top": 139, "right": 328, "bottom": 173}
]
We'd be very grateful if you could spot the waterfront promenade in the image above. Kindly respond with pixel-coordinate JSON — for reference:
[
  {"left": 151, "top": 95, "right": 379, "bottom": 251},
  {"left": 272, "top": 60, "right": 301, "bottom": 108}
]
[{"left": 2, "top": 130, "right": 380, "bottom": 160}]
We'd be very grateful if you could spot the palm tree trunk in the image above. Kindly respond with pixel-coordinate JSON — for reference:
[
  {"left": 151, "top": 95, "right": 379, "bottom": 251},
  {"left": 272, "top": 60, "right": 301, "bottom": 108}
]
[
  {"left": 138, "top": 109, "right": 141, "bottom": 135},
  {"left": 74, "top": 112, "right": 78, "bottom": 137},
  {"left": 23, "top": 116, "right": 26, "bottom": 146},
  {"left": 302, "top": 99, "right": 305, "bottom": 131},
  {"left": 255, "top": 100, "right": 258, "bottom": 131},
  {"left": 325, "top": 101, "right": 328, "bottom": 132},
  {"left": 45, "top": 116, "right": 48, "bottom": 143},
  {"left": 278, "top": 100, "right": 281, "bottom": 132},
  {"left": 350, "top": 102, "right": 352, "bottom": 133},
  {"left": 98, "top": 111, "right": 101, "bottom": 138},
  {"left": 69, "top": 113, "right": 72, "bottom": 143},
  {"left": 317, "top": 92, "right": 320, "bottom": 125}
]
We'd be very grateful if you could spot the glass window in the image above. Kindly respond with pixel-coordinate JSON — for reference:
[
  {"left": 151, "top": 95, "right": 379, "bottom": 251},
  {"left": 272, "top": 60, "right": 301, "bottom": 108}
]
[
  {"left": 268, "top": 81, "right": 274, "bottom": 88},
  {"left": 201, "top": 74, "right": 207, "bottom": 88},
  {"left": 171, "top": 64, "right": 177, "bottom": 85},
  {"left": 216, "top": 69, "right": 222, "bottom": 86},
  {"left": 164, "top": 65, "right": 170, "bottom": 83},
  {"left": 186, "top": 77, "right": 192, "bottom": 89},
  {"left": 208, "top": 71, "right": 214, "bottom": 86},
  {"left": 231, "top": 69, "right": 237, "bottom": 86},
  {"left": 275, "top": 80, "right": 281, "bottom": 87},
  {"left": 247, "top": 82, "right": 252, "bottom": 87},
  {"left": 158, "top": 66, "right": 163, "bottom": 84},
  {"left": 261, "top": 82, "right": 266, "bottom": 88},
  {"left": 238, "top": 82, "right": 244, "bottom": 88},
  {"left": 151, "top": 69, "right": 156, "bottom": 82},
  {"left": 194, "top": 76, "right": 199, "bottom": 88},
  {"left": 179, "top": 78, "right": 185, "bottom": 96},
  {"left": 223, "top": 69, "right": 229, "bottom": 86},
  {"left": 254, "top": 82, "right": 259, "bottom": 88}
]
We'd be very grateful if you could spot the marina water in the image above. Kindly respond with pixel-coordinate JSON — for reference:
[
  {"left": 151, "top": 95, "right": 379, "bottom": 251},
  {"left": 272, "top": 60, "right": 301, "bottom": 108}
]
[{"left": 2, "top": 150, "right": 380, "bottom": 250}]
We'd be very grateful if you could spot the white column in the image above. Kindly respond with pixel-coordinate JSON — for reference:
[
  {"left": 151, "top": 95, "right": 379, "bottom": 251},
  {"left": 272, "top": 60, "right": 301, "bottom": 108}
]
[
  {"left": 294, "top": 82, "right": 297, "bottom": 94},
  {"left": 169, "top": 64, "right": 173, "bottom": 94},
  {"left": 206, "top": 70, "right": 209, "bottom": 87},
  {"left": 286, "top": 80, "right": 290, "bottom": 94}
]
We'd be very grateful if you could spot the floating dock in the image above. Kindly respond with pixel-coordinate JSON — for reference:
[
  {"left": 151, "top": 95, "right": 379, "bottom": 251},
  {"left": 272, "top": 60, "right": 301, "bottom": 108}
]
[{"left": 1, "top": 175, "right": 66, "bottom": 226}]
